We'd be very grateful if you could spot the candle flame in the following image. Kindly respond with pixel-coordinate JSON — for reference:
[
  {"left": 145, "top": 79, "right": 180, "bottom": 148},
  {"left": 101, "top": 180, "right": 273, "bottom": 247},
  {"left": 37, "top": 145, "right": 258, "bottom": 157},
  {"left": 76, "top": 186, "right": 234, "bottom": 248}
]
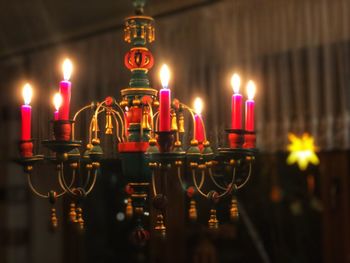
[
  {"left": 62, "top": 58, "right": 73, "bottom": 81},
  {"left": 22, "top": 83, "right": 33, "bottom": 105},
  {"left": 160, "top": 64, "right": 170, "bottom": 88},
  {"left": 193, "top": 97, "right": 203, "bottom": 115},
  {"left": 246, "top": 80, "right": 256, "bottom": 100},
  {"left": 53, "top": 93, "right": 62, "bottom": 111},
  {"left": 231, "top": 73, "right": 241, "bottom": 94}
]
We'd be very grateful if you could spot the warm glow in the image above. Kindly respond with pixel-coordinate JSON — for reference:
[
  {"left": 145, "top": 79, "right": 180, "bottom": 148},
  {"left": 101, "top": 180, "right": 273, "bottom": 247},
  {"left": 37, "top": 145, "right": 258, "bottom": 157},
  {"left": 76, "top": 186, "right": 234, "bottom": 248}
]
[
  {"left": 160, "top": 64, "right": 170, "bottom": 88},
  {"left": 193, "top": 97, "right": 203, "bottom": 115},
  {"left": 231, "top": 73, "right": 241, "bottom": 94},
  {"left": 62, "top": 58, "right": 73, "bottom": 81},
  {"left": 287, "top": 133, "right": 320, "bottom": 171},
  {"left": 246, "top": 80, "right": 256, "bottom": 100},
  {"left": 22, "top": 83, "right": 33, "bottom": 105},
  {"left": 53, "top": 93, "right": 62, "bottom": 111}
]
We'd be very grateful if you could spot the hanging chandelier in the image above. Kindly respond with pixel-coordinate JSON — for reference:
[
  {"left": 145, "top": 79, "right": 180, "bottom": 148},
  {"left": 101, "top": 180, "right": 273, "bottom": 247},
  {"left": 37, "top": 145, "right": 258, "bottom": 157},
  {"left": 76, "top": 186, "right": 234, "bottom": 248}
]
[{"left": 17, "top": 0, "right": 257, "bottom": 244}]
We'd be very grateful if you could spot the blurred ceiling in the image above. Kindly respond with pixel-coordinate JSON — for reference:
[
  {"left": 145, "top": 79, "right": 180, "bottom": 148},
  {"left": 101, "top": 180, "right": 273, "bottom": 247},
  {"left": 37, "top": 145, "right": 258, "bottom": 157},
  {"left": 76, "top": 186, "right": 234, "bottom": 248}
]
[{"left": 0, "top": 0, "right": 210, "bottom": 60}]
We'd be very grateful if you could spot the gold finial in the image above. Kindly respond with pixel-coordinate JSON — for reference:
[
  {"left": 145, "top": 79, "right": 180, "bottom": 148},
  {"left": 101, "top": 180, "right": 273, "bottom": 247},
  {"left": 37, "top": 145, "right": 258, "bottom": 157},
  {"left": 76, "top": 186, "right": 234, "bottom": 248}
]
[
  {"left": 92, "top": 116, "right": 100, "bottom": 132},
  {"left": 76, "top": 207, "right": 84, "bottom": 230},
  {"left": 230, "top": 198, "right": 239, "bottom": 222},
  {"left": 69, "top": 202, "right": 77, "bottom": 223},
  {"left": 189, "top": 200, "right": 198, "bottom": 222},
  {"left": 105, "top": 111, "right": 113, "bottom": 135},
  {"left": 125, "top": 198, "right": 133, "bottom": 219},
  {"left": 50, "top": 207, "right": 58, "bottom": 230},
  {"left": 154, "top": 214, "right": 166, "bottom": 238},
  {"left": 190, "top": 139, "right": 199, "bottom": 146},
  {"left": 141, "top": 108, "right": 151, "bottom": 129},
  {"left": 171, "top": 111, "right": 178, "bottom": 131},
  {"left": 178, "top": 113, "right": 185, "bottom": 133},
  {"left": 208, "top": 209, "right": 219, "bottom": 229}
]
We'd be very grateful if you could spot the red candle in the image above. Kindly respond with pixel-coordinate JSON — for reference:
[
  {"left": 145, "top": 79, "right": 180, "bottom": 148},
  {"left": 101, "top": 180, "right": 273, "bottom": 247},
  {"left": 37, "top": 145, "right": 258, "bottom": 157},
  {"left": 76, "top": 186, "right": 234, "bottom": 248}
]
[
  {"left": 245, "top": 80, "right": 256, "bottom": 131},
  {"left": 231, "top": 74, "right": 242, "bottom": 129},
  {"left": 21, "top": 84, "right": 33, "bottom": 140},
  {"left": 159, "top": 64, "right": 171, "bottom": 132},
  {"left": 193, "top": 97, "right": 205, "bottom": 143},
  {"left": 53, "top": 93, "right": 62, "bottom": 121},
  {"left": 58, "top": 59, "right": 73, "bottom": 120},
  {"left": 159, "top": 88, "right": 171, "bottom": 131}
]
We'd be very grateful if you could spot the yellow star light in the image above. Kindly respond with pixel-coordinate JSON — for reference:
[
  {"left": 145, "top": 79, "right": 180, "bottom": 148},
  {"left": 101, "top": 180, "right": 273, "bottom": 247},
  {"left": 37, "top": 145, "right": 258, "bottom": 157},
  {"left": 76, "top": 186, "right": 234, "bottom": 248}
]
[{"left": 287, "top": 133, "right": 320, "bottom": 171}]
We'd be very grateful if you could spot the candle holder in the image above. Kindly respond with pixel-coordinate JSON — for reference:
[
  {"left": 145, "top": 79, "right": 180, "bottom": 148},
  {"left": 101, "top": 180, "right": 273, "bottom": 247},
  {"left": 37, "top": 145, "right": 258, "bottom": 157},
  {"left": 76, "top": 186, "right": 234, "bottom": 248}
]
[
  {"left": 155, "top": 131, "right": 175, "bottom": 153},
  {"left": 19, "top": 139, "right": 34, "bottom": 158},
  {"left": 226, "top": 129, "right": 244, "bottom": 148},
  {"left": 53, "top": 120, "right": 73, "bottom": 141},
  {"left": 243, "top": 131, "right": 256, "bottom": 149}
]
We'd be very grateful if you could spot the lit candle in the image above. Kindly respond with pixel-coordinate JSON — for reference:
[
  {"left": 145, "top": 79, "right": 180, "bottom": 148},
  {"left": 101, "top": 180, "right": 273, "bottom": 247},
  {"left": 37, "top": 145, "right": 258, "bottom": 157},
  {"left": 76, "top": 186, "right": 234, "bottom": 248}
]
[
  {"left": 159, "top": 64, "right": 171, "bottom": 132},
  {"left": 193, "top": 97, "right": 205, "bottom": 143},
  {"left": 231, "top": 73, "right": 242, "bottom": 129},
  {"left": 53, "top": 93, "right": 62, "bottom": 120},
  {"left": 245, "top": 80, "right": 256, "bottom": 131},
  {"left": 21, "top": 83, "right": 33, "bottom": 140},
  {"left": 58, "top": 58, "right": 73, "bottom": 120}
]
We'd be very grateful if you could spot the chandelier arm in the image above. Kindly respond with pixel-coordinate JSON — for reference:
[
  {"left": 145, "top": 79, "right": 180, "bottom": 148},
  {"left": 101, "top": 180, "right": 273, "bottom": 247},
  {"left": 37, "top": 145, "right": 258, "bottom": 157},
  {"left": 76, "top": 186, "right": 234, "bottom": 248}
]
[
  {"left": 58, "top": 164, "right": 78, "bottom": 196},
  {"left": 55, "top": 168, "right": 77, "bottom": 198},
  {"left": 192, "top": 169, "right": 209, "bottom": 198},
  {"left": 82, "top": 168, "right": 91, "bottom": 190},
  {"left": 26, "top": 173, "right": 49, "bottom": 199},
  {"left": 235, "top": 162, "right": 252, "bottom": 190},
  {"left": 85, "top": 169, "right": 98, "bottom": 195},
  {"left": 198, "top": 170, "right": 205, "bottom": 189},
  {"left": 208, "top": 167, "right": 231, "bottom": 191},
  {"left": 151, "top": 168, "right": 158, "bottom": 196},
  {"left": 215, "top": 167, "right": 237, "bottom": 199},
  {"left": 148, "top": 102, "right": 154, "bottom": 137},
  {"left": 179, "top": 104, "right": 201, "bottom": 141},
  {"left": 114, "top": 109, "right": 126, "bottom": 142},
  {"left": 113, "top": 101, "right": 126, "bottom": 117},
  {"left": 72, "top": 103, "right": 95, "bottom": 140},
  {"left": 153, "top": 111, "right": 159, "bottom": 132},
  {"left": 176, "top": 167, "right": 187, "bottom": 191},
  {"left": 93, "top": 100, "right": 108, "bottom": 139},
  {"left": 110, "top": 111, "right": 122, "bottom": 143}
]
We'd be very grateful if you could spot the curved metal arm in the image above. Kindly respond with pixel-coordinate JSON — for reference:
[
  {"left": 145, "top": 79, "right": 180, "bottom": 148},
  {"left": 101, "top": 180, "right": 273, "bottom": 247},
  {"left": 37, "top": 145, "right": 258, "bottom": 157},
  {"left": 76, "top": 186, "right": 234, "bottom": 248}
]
[
  {"left": 26, "top": 173, "right": 49, "bottom": 198},
  {"left": 111, "top": 109, "right": 125, "bottom": 142},
  {"left": 208, "top": 168, "right": 227, "bottom": 191},
  {"left": 192, "top": 169, "right": 209, "bottom": 198},
  {"left": 72, "top": 103, "right": 95, "bottom": 140},
  {"left": 192, "top": 167, "right": 237, "bottom": 199},
  {"left": 58, "top": 164, "right": 79, "bottom": 196},
  {"left": 236, "top": 162, "right": 252, "bottom": 190},
  {"left": 176, "top": 166, "right": 187, "bottom": 191},
  {"left": 151, "top": 169, "right": 158, "bottom": 196},
  {"left": 179, "top": 103, "right": 207, "bottom": 142},
  {"left": 85, "top": 169, "right": 98, "bottom": 195},
  {"left": 27, "top": 170, "right": 68, "bottom": 199}
]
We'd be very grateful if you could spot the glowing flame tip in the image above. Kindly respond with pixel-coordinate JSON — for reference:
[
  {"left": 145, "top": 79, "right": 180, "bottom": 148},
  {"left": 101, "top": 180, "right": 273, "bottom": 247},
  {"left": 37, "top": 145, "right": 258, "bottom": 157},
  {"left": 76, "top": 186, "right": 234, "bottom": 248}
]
[
  {"left": 193, "top": 97, "right": 203, "bottom": 115},
  {"left": 160, "top": 64, "right": 170, "bottom": 88},
  {"left": 231, "top": 73, "right": 241, "bottom": 94},
  {"left": 62, "top": 58, "right": 73, "bottom": 81},
  {"left": 53, "top": 93, "right": 62, "bottom": 111},
  {"left": 246, "top": 80, "right": 256, "bottom": 100},
  {"left": 22, "top": 83, "right": 33, "bottom": 105}
]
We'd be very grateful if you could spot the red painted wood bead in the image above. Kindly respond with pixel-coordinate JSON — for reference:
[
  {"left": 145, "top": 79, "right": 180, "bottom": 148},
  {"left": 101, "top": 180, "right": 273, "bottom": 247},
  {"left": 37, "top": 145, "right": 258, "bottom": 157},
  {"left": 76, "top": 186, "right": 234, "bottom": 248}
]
[{"left": 124, "top": 48, "right": 154, "bottom": 70}]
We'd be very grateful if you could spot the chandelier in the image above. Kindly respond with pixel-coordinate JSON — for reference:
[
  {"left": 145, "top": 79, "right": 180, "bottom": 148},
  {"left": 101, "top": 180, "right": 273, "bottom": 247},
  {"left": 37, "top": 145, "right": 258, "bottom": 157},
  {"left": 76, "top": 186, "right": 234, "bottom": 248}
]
[{"left": 17, "top": 0, "right": 257, "bottom": 244}]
